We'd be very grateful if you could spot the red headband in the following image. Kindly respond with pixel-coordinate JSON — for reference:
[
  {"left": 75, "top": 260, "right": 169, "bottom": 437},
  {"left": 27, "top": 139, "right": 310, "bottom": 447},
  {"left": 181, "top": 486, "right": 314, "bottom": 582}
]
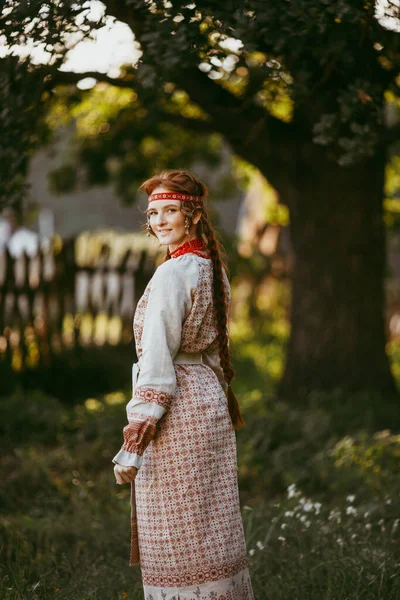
[{"left": 148, "top": 192, "right": 203, "bottom": 204}]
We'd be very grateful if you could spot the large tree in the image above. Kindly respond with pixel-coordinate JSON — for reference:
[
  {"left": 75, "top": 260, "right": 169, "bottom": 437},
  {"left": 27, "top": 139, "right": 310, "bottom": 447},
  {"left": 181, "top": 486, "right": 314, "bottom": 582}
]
[{"left": 2, "top": 1, "right": 400, "bottom": 400}]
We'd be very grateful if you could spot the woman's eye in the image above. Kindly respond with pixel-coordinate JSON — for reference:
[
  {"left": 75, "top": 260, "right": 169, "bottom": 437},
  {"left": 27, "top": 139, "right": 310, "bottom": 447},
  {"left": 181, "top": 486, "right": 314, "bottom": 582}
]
[{"left": 148, "top": 209, "right": 176, "bottom": 216}]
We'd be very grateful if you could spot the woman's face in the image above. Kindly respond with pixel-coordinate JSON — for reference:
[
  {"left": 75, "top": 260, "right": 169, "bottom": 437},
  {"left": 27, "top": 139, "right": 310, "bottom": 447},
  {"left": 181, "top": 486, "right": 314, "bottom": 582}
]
[{"left": 146, "top": 186, "right": 199, "bottom": 251}]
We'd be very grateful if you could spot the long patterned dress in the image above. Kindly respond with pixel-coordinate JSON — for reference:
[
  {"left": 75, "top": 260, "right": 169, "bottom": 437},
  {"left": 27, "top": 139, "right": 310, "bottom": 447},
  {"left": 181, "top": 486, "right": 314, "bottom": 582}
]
[{"left": 113, "top": 253, "right": 254, "bottom": 600}]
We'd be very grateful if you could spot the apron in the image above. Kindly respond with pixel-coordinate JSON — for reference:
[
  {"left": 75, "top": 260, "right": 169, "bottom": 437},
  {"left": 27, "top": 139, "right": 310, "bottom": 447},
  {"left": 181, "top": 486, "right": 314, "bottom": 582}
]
[{"left": 129, "top": 351, "right": 204, "bottom": 566}]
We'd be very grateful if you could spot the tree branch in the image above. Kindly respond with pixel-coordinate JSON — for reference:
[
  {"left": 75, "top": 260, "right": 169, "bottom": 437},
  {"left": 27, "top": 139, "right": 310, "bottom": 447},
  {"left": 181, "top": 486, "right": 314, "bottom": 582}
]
[
  {"left": 49, "top": 69, "right": 135, "bottom": 89},
  {"left": 50, "top": 68, "right": 217, "bottom": 135},
  {"left": 171, "top": 67, "right": 294, "bottom": 177},
  {"left": 101, "top": 0, "right": 296, "bottom": 189}
]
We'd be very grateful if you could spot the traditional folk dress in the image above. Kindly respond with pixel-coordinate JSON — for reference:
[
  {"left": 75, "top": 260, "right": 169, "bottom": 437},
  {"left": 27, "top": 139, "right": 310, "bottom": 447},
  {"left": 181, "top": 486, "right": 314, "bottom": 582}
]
[{"left": 113, "top": 251, "right": 254, "bottom": 600}]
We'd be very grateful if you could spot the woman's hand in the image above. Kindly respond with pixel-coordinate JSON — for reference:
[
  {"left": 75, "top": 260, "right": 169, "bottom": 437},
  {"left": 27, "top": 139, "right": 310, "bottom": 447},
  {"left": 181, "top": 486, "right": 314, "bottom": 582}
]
[{"left": 114, "top": 463, "right": 138, "bottom": 485}]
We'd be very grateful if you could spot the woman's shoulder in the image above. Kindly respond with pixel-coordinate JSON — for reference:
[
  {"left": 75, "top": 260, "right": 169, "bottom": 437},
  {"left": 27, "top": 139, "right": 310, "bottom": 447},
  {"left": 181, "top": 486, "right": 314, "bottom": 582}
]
[
  {"left": 151, "top": 255, "right": 203, "bottom": 289},
  {"left": 156, "top": 253, "right": 210, "bottom": 275}
]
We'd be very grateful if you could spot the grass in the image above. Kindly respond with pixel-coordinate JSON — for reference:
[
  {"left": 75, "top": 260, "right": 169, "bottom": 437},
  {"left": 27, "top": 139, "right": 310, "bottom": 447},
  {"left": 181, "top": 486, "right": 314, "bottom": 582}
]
[{"left": 1, "top": 286, "right": 400, "bottom": 599}]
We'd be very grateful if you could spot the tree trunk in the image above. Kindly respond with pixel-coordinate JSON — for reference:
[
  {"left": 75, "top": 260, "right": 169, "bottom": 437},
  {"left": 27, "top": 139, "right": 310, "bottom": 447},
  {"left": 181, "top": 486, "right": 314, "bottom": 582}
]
[{"left": 278, "top": 149, "right": 398, "bottom": 402}]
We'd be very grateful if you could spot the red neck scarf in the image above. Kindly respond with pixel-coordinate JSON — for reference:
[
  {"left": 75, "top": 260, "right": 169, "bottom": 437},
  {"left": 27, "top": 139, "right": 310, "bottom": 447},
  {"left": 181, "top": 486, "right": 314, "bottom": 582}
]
[{"left": 169, "top": 237, "right": 210, "bottom": 259}]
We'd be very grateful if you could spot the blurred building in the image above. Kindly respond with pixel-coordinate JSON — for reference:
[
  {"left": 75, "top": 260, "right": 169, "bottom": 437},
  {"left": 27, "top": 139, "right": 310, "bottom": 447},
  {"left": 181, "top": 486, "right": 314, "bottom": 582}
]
[{"left": 25, "top": 136, "right": 244, "bottom": 239}]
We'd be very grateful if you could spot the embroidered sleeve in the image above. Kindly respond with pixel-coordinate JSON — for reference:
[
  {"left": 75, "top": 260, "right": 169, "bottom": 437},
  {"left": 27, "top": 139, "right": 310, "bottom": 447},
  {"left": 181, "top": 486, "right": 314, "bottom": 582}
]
[{"left": 113, "top": 261, "right": 192, "bottom": 469}]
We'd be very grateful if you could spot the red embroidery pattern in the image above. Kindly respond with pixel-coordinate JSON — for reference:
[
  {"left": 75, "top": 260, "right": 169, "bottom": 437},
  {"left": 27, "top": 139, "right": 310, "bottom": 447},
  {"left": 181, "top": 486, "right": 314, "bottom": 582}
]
[
  {"left": 144, "top": 565, "right": 254, "bottom": 600},
  {"left": 148, "top": 191, "right": 203, "bottom": 203},
  {"left": 133, "top": 284, "right": 151, "bottom": 359},
  {"left": 122, "top": 415, "right": 158, "bottom": 456},
  {"left": 133, "top": 261, "right": 230, "bottom": 358},
  {"left": 134, "top": 386, "right": 173, "bottom": 410},
  {"left": 169, "top": 236, "right": 209, "bottom": 259},
  {"left": 179, "top": 262, "right": 230, "bottom": 353},
  {"left": 143, "top": 556, "right": 248, "bottom": 587},
  {"left": 131, "top": 255, "right": 253, "bottom": 596}
]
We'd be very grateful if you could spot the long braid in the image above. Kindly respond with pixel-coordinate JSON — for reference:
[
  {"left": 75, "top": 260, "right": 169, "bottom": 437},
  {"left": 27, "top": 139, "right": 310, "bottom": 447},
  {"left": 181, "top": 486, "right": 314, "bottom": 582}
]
[
  {"left": 201, "top": 215, "right": 245, "bottom": 430},
  {"left": 139, "top": 169, "right": 245, "bottom": 430}
]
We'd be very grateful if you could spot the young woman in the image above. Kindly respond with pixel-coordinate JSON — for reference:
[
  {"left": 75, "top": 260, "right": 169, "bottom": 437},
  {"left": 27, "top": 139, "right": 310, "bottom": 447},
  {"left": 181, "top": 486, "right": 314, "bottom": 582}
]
[{"left": 113, "top": 170, "right": 254, "bottom": 600}]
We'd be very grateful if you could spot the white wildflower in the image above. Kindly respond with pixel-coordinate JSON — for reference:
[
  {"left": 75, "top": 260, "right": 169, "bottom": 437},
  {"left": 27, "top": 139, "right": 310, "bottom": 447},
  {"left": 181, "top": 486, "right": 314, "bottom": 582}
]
[
  {"left": 281, "top": 523, "right": 287, "bottom": 530},
  {"left": 337, "top": 537, "right": 344, "bottom": 546},
  {"left": 302, "top": 501, "right": 314, "bottom": 512},
  {"left": 287, "top": 483, "right": 297, "bottom": 499},
  {"left": 248, "top": 549, "right": 255, "bottom": 556},
  {"left": 391, "top": 519, "right": 399, "bottom": 534},
  {"left": 346, "top": 506, "right": 357, "bottom": 516},
  {"left": 364, "top": 511, "right": 370, "bottom": 519},
  {"left": 365, "top": 523, "right": 372, "bottom": 530},
  {"left": 284, "top": 511, "right": 294, "bottom": 517},
  {"left": 278, "top": 536, "right": 286, "bottom": 544},
  {"left": 304, "top": 520, "right": 311, "bottom": 528},
  {"left": 256, "top": 541, "right": 265, "bottom": 550},
  {"left": 314, "top": 502, "right": 322, "bottom": 515},
  {"left": 328, "top": 508, "right": 341, "bottom": 523},
  {"left": 346, "top": 494, "right": 356, "bottom": 503}
]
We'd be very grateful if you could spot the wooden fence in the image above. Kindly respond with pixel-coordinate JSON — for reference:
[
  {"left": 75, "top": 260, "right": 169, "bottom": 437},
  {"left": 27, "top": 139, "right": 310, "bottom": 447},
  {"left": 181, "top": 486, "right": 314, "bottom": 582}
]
[{"left": 0, "top": 238, "right": 155, "bottom": 371}]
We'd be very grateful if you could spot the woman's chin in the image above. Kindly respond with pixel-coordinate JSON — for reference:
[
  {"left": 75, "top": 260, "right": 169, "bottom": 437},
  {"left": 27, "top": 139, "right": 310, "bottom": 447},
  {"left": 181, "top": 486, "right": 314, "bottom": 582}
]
[{"left": 161, "top": 236, "right": 186, "bottom": 248}]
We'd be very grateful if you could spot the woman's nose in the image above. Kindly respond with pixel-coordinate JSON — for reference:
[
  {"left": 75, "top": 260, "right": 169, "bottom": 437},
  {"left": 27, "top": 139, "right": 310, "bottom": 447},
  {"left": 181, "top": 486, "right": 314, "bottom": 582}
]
[{"left": 155, "top": 213, "right": 166, "bottom": 225}]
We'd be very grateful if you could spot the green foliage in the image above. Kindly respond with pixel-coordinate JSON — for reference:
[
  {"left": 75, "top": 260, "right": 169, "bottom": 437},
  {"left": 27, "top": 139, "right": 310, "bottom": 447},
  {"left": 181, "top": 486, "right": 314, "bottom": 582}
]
[
  {"left": 0, "top": 344, "right": 134, "bottom": 402},
  {"left": 0, "top": 57, "right": 48, "bottom": 210},
  {"left": 246, "top": 485, "right": 400, "bottom": 599},
  {"left": 0, "top": 1, "right": 104, "bottom": 208},
  {"left": 140, "top": 0, "right": 400, "bottom": 165},
  {"left": 1, "top": 286, "right": 400, "bottom": 598},
  {"left": 229, "top": 277, "right": 400, "bottom": 504},
  {"left": 2, "top": 0, "right": 399, "bottom": 206},
  {"left": 47, "top": 82, "right": 225, "bottom": 203},
  {"left": 384, "top": 154, "right": 400, "bottom": 229},
  {"left": 1, "top": 359, "right": 400, "bottom": 598}
]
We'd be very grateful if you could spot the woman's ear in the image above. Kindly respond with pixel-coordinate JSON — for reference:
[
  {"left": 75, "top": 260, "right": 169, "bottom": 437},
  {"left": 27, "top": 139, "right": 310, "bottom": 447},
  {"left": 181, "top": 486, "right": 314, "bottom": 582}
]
[{"left": 193, "top": 209, "right": 202, "bottom": 225}]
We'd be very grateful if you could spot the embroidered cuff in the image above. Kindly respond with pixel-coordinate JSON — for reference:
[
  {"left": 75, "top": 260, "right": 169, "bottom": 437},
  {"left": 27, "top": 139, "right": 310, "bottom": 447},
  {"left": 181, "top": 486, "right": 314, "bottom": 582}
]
[
  {"left": 112, "top": 449, "right": 143, "bottom": 469},
  {"left": 122, "top": 414, "right": 158, "bottom": 456},
  {"left": 135, "top": 386, "right": 173, "bottom": 410}
]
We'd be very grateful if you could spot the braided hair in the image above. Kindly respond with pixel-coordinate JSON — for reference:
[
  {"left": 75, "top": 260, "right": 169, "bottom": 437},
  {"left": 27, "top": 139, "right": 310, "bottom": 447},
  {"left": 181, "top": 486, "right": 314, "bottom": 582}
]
[{"left": 139, "top": 169, "right": 245, "bottom": 430}]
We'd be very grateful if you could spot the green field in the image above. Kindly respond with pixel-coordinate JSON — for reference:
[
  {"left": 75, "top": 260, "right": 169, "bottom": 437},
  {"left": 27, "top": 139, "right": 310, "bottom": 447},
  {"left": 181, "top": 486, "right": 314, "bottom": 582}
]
[{"left": 1, "top": 304, "right": 400, "bottom": 599}]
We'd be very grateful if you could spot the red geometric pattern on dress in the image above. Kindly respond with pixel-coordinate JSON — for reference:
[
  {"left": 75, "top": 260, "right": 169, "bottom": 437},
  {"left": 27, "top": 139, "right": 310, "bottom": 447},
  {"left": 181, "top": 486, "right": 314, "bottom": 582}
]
[
  {"left": 122, "top": 415, "right": 158, "bottom": 456},
  {"left": 134, "top": 386, "right": 173, "bottom": 410},
  {"left": 179, "top": 262, "right": 230, "bottom": 354},
  {"left": 142, "top": 556, "right": 248, "bottom": 587},
  {"left": 133, "top": 284, "right": 151, "bottom": 360},
  {"left": 132, "top": 255, "right": 253, "bottom": 597},
  {"left": 148, "top": 191, "right": 203, "bottom": 203},
  {"left": 144, "top": 566, "right": 254, "bottom": 600},
  {"left": 133, "top": 262, "right": 230, "bottom": 358}
]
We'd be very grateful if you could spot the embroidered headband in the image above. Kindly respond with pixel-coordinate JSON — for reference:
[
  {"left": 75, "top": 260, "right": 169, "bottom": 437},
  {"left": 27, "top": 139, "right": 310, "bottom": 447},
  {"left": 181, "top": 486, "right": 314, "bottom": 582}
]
[{"left": 148, "top": 192, "right": 203, "bottom": 204}]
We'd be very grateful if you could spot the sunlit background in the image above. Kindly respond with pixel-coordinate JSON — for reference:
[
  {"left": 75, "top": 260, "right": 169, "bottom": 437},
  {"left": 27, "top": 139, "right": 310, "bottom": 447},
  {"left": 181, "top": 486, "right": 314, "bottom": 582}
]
[{"left": 1, "top": 2, "right": 400, "bottom": 599}]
